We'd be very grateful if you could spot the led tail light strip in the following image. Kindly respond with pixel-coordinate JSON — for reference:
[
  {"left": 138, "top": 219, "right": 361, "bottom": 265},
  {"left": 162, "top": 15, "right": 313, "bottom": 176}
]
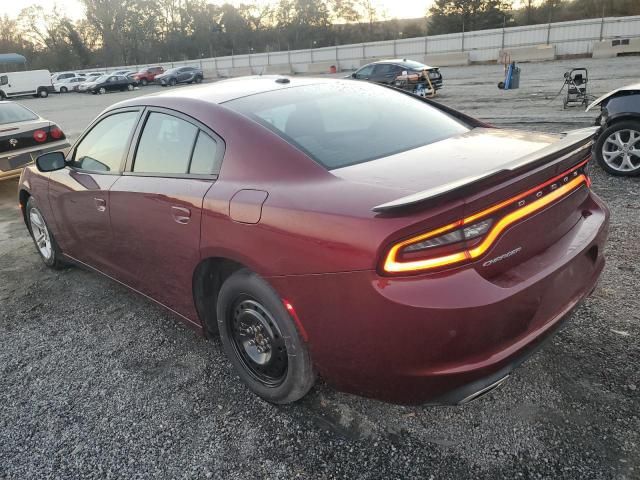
[{"left": 383, "top": 160, "right": 590, "bottom": 274}]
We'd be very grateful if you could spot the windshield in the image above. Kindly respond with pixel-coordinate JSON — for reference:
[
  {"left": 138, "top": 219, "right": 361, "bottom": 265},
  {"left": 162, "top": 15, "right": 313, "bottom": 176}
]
[
  {"left": 0, "top": 102, "right": 38, "bottom": 125},
  {"left": 225, "top": 82, "right": 470, "bottom": 169}
]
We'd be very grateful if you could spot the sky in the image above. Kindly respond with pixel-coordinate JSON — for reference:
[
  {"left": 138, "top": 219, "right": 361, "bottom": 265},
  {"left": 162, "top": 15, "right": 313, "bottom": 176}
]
[{"left": 4, "top": 0, "right": 435, "bottom": 21}]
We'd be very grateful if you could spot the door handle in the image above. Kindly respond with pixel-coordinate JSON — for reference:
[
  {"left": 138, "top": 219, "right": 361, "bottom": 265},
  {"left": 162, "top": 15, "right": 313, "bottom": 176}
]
[
  {"left": 94, "top": 197, "right": 106, "bottom": 212},
  {"left": 171, "top": 206, "right": 191, "bottom": 224}
]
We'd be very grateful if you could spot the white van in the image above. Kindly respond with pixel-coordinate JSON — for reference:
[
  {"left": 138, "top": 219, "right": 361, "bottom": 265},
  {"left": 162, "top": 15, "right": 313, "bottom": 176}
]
[{"left": 0, "top": 70, "right": 53, "bottom": 99}]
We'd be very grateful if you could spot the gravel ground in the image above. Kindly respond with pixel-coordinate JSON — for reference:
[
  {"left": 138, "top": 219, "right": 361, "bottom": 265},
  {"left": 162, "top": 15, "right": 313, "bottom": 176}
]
[{"left": 1, "top": 57, "right": 639, "bottom": 479}]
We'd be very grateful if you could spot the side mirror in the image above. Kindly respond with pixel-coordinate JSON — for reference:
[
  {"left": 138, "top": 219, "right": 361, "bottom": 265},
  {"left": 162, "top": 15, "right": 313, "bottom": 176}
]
[{"left": 36, "top": 151, "right": 66, "bottom": 172}]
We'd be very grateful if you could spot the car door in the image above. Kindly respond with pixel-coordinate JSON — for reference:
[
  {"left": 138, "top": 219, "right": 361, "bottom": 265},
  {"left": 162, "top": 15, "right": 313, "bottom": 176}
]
[
  {"left": 177, "top": 68, "right": 191, "bottom": 83},
  {"left": 106, "top": 76, "right": 118, "bottom": 91},
  {"left": 354, "top": 64, "right": 375, "bottom": 80},
  {"left": 108, "top": 108, "right": 224, "bottom": 320},
  {"left": 47, "top": 108, "right": 142, "bottom": 274},
  {"left": 371, "top": 64, "right": 400, "bottom": 84}
]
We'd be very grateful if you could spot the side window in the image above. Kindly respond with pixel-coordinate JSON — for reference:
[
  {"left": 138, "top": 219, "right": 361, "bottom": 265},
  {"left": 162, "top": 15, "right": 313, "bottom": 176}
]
[
  {"left": 133, "top": 112, "right": 198, "bottom": 174},
  {"left": 73, "top": 111, "right": 139, "bottom": 172},
  {"left": 355, "top": 65, "right": 374, "bottom": 79},
  {"left": 0, "top": 75, "right": 7, "bottom": 86},
  {"left": 373, "top": 64, "right": 394, "bottom": 76},
  {"left": 189, "top": 131, "right": 220, "bottom": 175}
]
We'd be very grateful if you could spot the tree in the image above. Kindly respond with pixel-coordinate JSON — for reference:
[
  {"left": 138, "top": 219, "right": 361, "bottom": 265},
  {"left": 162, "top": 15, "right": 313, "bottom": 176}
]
[{"left": 428, "top": 0, "right": 512, "bottom": 35}]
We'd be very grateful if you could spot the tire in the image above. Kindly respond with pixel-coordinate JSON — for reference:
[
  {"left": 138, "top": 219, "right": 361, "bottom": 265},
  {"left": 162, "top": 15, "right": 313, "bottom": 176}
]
[
  {"left": 169, "top": 78, "right": 177, "bottom": 86},
  {"left": 60, "top": 86, "right": 68, "bottom": 93},
  {"left": 141, "top": 78, "right": 148, "bottom": 86},
  {"left": 38, "top": 88, "right": 49, "bottom": 98},
  {"left": 195, "top": 75, "right": 203, "bottom": 84},
  {"left": 594, "top": 120, "right": 640, "bottom": 177},
  {"left": 26, "top": 197, "right": 66, "bottom": 269},
  {"left": 127, "top": 83, "right": 134, "bottom": 91},
  {"left": 98, "top": 87, "right": 106, "bottom": 95},
  {"left": 0, "top": 90, "right": 5, "bottom": 99},
  {"left": 217, "top": 269, "right": 315, "bottom": 404}
]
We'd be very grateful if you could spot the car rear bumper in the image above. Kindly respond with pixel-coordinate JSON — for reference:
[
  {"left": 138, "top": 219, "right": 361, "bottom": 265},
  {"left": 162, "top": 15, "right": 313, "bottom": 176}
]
[
  {"left": 0, "top": 140, "right": 70, "bottom": 180},
  {"left": 267, "top": 192, "right": 609, "bottom": 404}
]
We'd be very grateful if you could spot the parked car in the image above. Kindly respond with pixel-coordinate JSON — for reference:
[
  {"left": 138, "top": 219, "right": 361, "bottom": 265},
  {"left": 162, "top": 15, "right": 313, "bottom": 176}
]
[
  {"left": 19, "top": 77, "right": 608, "bottom": 405},
  {"left": 53, "top": 76, "right": 86, "bottom": 93},
  {"left": 87, "top": 75, "right": 135, "bottom": 94},
  {"left": 50, "top": 72, "right": 79, "bottom": 83},
  {"left": 133, "top": 66, "right": 165, "bottom": 86},
  {"left": 77, "top": 73, "right": 102, "bottom": 92},
  {"left": 155, "top": 66, "right": 203, "bottom": 86},
  {"left": 351, "top": 59, "right": 443, "bottom": 91},
  {"left": 0, "top": 101, "right": 68, "bottom": 180},
  {"left": 0, "top": 70, "right": 53, "bottom": 99},
  {"left": 586, "top": 82, "right": 640, "bottom": 176}
]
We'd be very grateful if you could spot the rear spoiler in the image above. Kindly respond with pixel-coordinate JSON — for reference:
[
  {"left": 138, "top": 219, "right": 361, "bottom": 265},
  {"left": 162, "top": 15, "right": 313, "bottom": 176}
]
[{"left": 372, "top": 127, "right": 597, "bottom": 213}]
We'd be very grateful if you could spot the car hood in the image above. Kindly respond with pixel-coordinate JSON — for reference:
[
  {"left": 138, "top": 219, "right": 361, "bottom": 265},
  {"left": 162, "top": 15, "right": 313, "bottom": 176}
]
[
  {"left": 586, "top": 82, "right": 640, "bottom": 112},
  {"left": 331, "top": 127, "right": 596, "bottom": 196}
]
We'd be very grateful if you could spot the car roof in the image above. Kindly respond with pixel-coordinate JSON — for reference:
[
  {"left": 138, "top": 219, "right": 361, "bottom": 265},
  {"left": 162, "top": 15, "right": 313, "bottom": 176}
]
[
  {"left": 115, "top": 76, "right": 328, "bottom": 107},
  {"left": 366, "top": 59, "right": 433, "bottom": 69}
]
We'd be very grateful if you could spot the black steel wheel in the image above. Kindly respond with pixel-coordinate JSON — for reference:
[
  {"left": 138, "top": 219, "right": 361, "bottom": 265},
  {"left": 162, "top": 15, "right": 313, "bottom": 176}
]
[
  {"left": 229, "top": 297, "right": 288, "bottom": 386},
  {"left": 217, "top": 269, "right": 315, "bottom": 404}
]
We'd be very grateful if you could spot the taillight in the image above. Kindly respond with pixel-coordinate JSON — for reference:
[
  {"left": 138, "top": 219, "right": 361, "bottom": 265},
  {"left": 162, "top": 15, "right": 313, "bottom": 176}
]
[
  {"left": 50, "top": 126, "right": 64, "bottom": 139},
  {"left": 33, "top": 130, "right": 47, "bottom": 143},
  {"left": 382, "top": 160, "right": 591, "bottom": 275}
]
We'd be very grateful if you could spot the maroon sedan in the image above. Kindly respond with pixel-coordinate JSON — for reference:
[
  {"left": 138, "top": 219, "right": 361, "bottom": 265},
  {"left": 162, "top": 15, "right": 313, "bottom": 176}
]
[{"left": 18, "top": 77, "right": 609, "bottom": 405}]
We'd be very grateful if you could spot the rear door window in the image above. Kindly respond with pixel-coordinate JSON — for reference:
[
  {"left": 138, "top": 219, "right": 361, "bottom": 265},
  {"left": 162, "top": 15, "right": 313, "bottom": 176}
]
[
  {"left": 133, "top": 112, "right": 198, "bottom": 174},
  {"left": 189, "top": 131, "right": 220, "bottom": 175}
]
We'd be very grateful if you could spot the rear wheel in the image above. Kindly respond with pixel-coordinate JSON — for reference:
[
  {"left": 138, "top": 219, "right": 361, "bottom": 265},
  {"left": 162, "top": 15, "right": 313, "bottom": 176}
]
[
  {"left": 127, "top": 83, "right": 134, "bottom": 91},
  {"left": 60, "top": 86, "right": 68, "bottom": 93},
  {"left": 141, "top": 78, "right": 148, "bottom": 86},
  {"left": 594, "top": 120, "right": 640, "bottom": 176},
  {"left": 38, "top": 88, "right": 49, "bottom": 98},
  {"left": 26, "top": 197, "right": 66, "bottom": 269},
  {"left": 195, "top": 75, "right": 203, "bottom": 84},
  {"left": 217, "top": 269, "right": 315, "bottom": 404}
]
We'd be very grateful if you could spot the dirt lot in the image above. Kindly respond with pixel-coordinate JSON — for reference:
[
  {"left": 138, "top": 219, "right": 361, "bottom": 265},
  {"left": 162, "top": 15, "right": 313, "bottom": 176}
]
[{"left": 1, "top": 57, "right": 639, "bottom": 479}]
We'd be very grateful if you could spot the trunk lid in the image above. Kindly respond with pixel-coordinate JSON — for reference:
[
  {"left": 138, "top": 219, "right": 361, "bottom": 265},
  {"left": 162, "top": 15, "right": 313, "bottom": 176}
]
[{"left": 334, "top": 127, "right": 597, "bottom": 277}]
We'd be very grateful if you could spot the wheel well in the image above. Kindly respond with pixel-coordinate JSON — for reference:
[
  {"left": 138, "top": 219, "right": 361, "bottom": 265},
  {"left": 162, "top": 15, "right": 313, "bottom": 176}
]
[
  {"left": 193, "top": 257, "right": 245, "bottom": 337},
  {"left": 19, "top": 190, "right": 30, "bottom": 226},
  {"left": 607, "top": 114, "right": 640, "bottom": 127}
]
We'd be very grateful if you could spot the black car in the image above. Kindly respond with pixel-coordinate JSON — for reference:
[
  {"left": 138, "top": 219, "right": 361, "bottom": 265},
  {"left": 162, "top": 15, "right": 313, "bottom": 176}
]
[
  {"left": 88, "top": 75, "right": 136, "bottom": 95},
  {"left": 155, "top": 66, "right": 203, "bottom": 87},
  {"left": 0, "top": 101, "right": 69, "bottom": 180},
  {"left": 587, "top": 83, "right": 640, "bottom": 176},
  {"left": 350, "top": 59, "right": 443, "bottom": 90}
]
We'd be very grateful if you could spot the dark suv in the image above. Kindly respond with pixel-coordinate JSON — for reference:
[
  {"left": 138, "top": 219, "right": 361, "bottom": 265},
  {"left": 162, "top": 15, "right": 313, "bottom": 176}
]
[{"left": 351, "top": 59, "right": 443, "bottom": 90}]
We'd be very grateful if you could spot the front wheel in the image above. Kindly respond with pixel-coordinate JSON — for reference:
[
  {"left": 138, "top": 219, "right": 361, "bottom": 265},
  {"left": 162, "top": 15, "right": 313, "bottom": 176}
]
[
  {"left": 26, "top": 197, "right": 66, "bottom": 269},
  {"left": 127, "top": 83, "right": 134, "bottom": 91},
  {"left": 98, "top": 87, "right": 106, "bottom": 95},
  {"left": 594, "top": 120, "right": 640, "bottom": 176},
  {"left": 169, "top": 78, "right": 177, "bottom": 86},
  {"left": 60, "top": 86, "right": 68, "bottom": 93},
  {"left": 217, "top": 269, "right": 315, "bottom": 404},
  {"left": 141, "top": 78, "right": 148, "bottom": 86}
]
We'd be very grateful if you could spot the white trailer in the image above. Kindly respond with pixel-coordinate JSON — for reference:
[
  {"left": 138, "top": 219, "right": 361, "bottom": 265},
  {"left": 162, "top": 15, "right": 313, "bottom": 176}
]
[{"left": 0, "top": 70, "right": 53, "bottom": 99}]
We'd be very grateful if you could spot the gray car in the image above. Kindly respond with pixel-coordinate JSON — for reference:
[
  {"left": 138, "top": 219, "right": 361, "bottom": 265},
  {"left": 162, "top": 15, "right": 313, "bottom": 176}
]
[{"left": 155, "top": 66, "right": 203, "bottom": 87}]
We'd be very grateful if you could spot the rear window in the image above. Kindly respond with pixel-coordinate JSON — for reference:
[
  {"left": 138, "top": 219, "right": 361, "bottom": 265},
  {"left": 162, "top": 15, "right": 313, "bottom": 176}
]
[
  {"left": 224, "top": 82, "right": 469, "bottom": 169},
  {"left": 0, "top": 103, "right": 38, "bottom": 125}
]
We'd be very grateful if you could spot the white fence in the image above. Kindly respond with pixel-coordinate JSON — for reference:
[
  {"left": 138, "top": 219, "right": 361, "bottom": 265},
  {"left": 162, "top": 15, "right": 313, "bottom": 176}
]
[{"left": 83, "top": 15, "right": 640, "bottom": 75}]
